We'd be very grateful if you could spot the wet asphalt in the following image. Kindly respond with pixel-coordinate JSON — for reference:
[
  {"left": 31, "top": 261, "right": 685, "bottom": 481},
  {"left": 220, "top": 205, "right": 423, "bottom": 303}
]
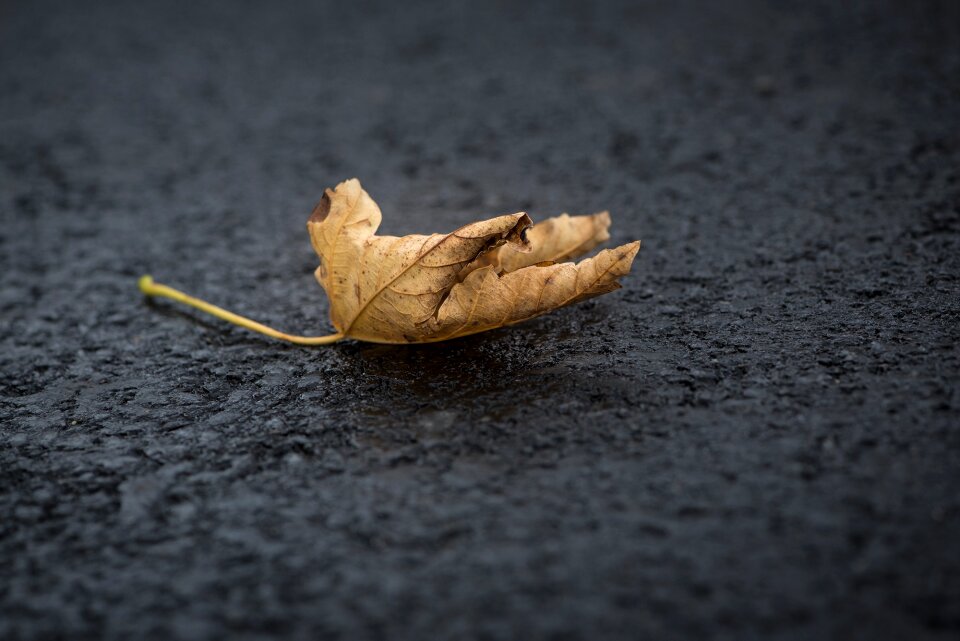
[{"left": 1, "top": 0, "right": 959, "bottom": 639}]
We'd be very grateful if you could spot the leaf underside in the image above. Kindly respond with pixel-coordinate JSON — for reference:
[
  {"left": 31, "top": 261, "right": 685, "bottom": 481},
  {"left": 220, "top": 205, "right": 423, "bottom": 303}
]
[{"left": 307, "top": 179, "right": 641, "bottom": 344}]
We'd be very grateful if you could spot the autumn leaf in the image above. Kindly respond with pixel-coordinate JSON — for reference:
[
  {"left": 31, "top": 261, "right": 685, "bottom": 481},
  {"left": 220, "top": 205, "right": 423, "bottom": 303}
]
[
  {"left": 474, "top": 209, "right": 611, "bottom": 274},
  {"left": 139, "top": 178, "right": 641, "bottom": 345}
]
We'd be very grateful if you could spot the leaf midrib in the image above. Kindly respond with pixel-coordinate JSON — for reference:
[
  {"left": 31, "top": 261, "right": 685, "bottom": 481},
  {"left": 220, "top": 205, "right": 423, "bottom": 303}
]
[{"left": 341, "top": 222, "right": 519, "bottom": 336}]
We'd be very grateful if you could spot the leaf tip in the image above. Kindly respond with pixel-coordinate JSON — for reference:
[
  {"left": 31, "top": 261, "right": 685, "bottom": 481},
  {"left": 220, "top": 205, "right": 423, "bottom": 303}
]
[
  {"left": 621, "top": 240, "right": 642, "bottom": 262},
  {"left": 595, "top": 211, "right": 612, "bottom": 240}
]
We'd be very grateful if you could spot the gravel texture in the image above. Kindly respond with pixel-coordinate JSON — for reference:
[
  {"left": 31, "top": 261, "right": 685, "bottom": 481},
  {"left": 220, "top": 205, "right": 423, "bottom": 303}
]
[{"left": 1, "top": 1, "right": 959, "bottom": 639}]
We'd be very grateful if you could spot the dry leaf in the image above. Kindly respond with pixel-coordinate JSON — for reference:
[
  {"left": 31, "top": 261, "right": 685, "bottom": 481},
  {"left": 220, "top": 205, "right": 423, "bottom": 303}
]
[
  {"left": 465, "top": 210, "right": 611, "bottom": 275},
  {"left": 139, "top": 178, "right": 640, "bottom": 345},
  {"left": 307, "top": 179, "right": 640, "bottom": 344}
]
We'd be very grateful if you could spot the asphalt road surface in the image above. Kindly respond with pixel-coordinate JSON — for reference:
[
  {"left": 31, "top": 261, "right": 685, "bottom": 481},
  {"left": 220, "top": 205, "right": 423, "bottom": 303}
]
[{"left": 1, "top": 1, "right": 958, "bottom": 639}]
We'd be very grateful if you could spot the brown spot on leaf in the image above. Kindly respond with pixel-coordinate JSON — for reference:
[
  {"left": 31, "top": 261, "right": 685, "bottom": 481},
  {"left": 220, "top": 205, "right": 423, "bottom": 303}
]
[{"left": 309, "top": 192, "right": 332, "bottom": 224}]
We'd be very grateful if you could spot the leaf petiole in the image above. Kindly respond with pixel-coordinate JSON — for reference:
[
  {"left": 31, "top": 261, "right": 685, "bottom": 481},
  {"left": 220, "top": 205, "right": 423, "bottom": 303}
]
[{"left": 138, "top": 275, "right": 344, "bottom": 345}]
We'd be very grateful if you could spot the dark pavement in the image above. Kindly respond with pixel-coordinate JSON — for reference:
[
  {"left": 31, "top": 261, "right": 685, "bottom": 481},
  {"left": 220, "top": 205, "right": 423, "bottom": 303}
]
[{"left": 1, "top": 1, "right": 959, "bottom": 639}]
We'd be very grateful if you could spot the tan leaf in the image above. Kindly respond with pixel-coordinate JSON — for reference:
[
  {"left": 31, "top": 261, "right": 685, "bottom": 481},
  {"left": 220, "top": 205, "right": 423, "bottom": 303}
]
[{"left": 307, "top": 179, "right": 640, "bottom": 344}]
